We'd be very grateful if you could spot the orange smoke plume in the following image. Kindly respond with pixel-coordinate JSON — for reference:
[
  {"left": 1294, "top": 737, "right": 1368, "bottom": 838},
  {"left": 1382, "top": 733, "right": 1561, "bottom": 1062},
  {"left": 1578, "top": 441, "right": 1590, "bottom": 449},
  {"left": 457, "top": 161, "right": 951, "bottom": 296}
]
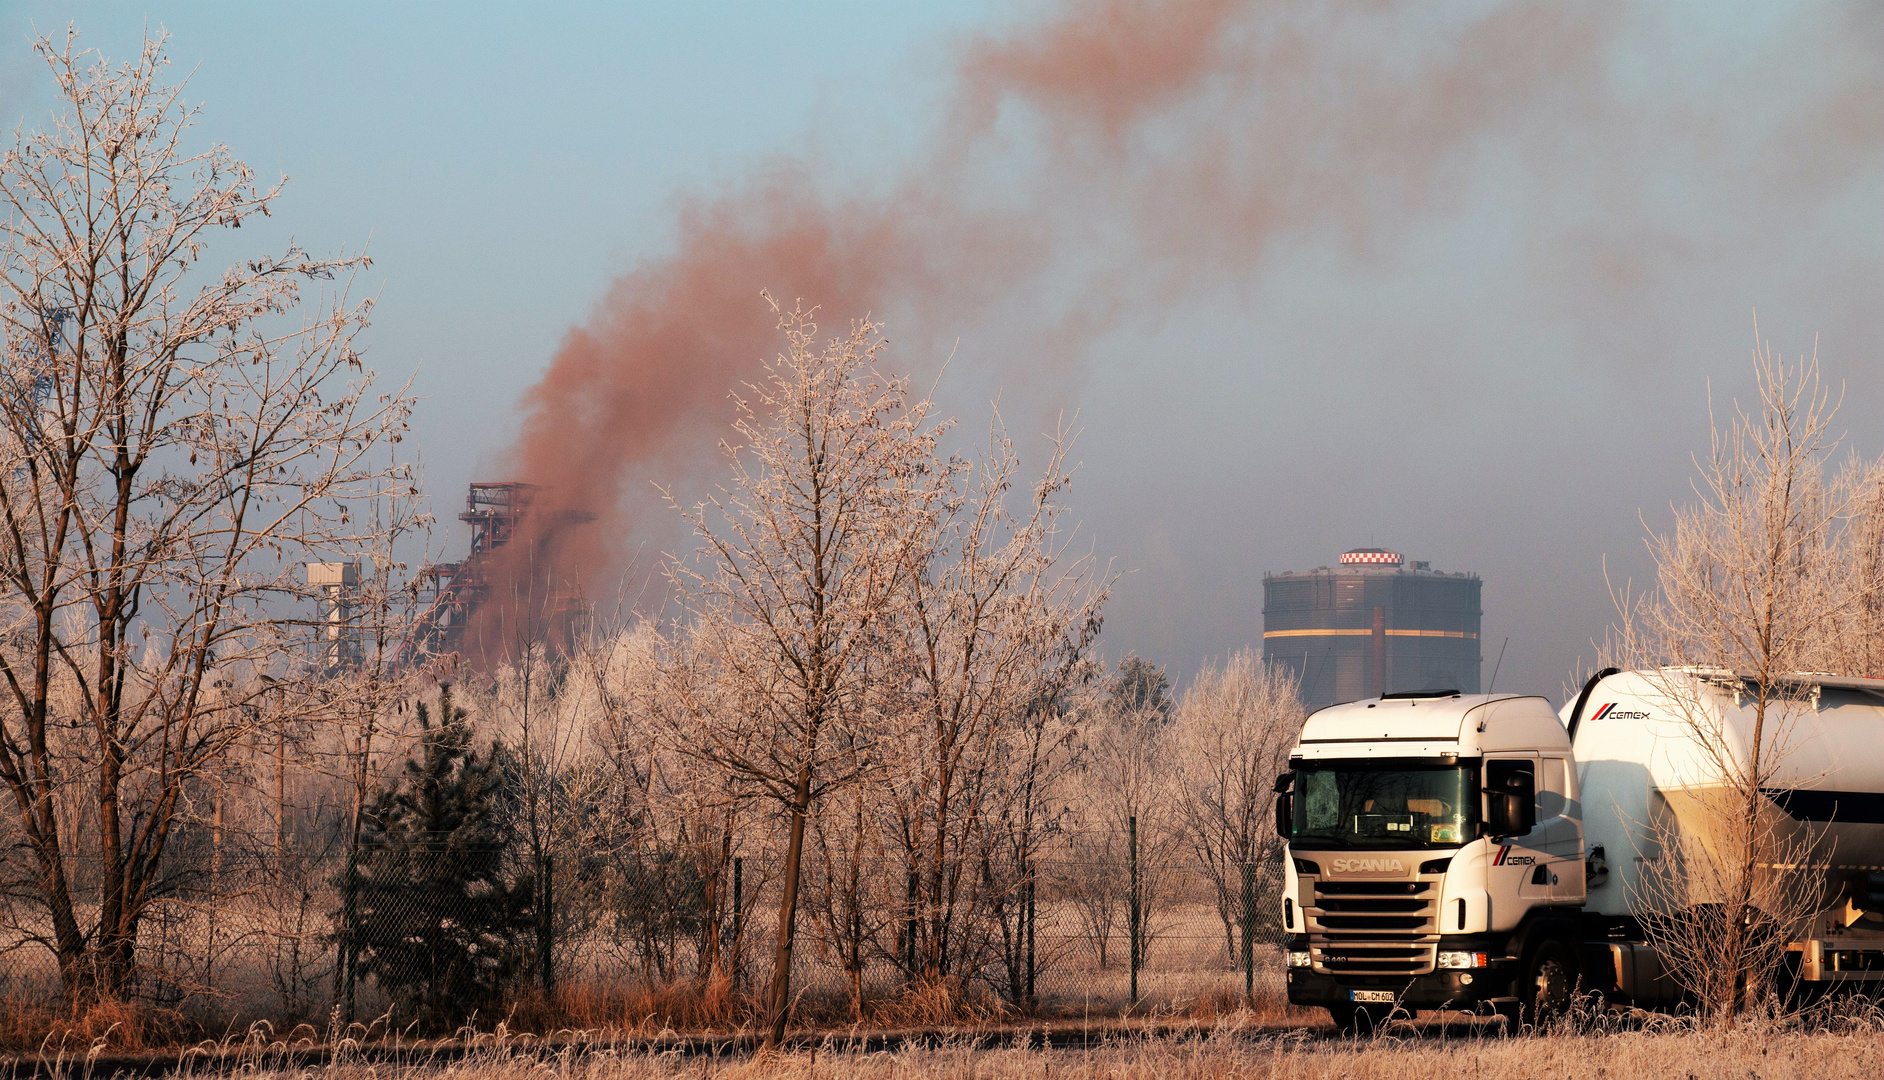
[{"left": 496, "top": 0, "right": 1624, "bottom": 612}]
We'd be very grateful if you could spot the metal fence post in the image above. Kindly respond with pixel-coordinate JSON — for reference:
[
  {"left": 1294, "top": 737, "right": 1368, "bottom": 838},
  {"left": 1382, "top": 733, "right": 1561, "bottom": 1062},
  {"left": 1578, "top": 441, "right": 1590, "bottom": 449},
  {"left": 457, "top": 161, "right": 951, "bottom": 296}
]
[
  {"left": 540, "top": 853, "right": 555, "bottom": 1000},
  {"left": 342, "top": 846, "right": 358, "bottom": 1024},
  {"left": 1024, "top": 850, "right": 1036, "bottom": 1005},
  {"left": 1240, "top": 860, "right": 1256, "bottom": 1003},
  {"left": 1128, "top": 814, "right": 1140, "bottom": 1008},
  {"left": 731, "top": 854, "right": 743, "bottom": 967},
  {"left": 905, "top": 868, "right": 919, "bottom": 973}
]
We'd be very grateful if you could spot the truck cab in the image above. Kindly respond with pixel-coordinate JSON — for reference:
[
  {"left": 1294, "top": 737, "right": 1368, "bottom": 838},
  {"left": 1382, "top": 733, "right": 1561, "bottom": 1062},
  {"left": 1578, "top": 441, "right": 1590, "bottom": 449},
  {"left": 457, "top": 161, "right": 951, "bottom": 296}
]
[{"left": 1278, "top": 690, "right": 1585, "bottom": 1029}]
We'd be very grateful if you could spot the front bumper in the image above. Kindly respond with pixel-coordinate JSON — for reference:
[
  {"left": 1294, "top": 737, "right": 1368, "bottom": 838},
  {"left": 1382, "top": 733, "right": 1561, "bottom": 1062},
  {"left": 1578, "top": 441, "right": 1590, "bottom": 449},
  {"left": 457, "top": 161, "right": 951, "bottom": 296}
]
[{"left": 1286, "top": 965, "right": 1518, "bottom": 1010}]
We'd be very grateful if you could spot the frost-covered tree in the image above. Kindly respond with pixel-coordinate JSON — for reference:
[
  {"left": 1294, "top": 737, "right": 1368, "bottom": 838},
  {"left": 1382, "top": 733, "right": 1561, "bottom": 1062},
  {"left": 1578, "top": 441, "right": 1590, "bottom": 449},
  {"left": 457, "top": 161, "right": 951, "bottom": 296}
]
[
  {"left": 660, "top": 297, "right": 946, "bottom": 1049},
  {"left": 0, "top": 30, "right": 416, "bottom": 1004},
  {"left": 1166, "top": 651, "right": 1303, "bottom": 958},
  {"left": 880, "top": 416, "right": 1106, "bottom": 992},
  {"left": 1611, "top": 335, "right": 1884, "bottom": 1025},
  {"left": 1109, "top": 655, "right": 1171, "bottom": 720}
]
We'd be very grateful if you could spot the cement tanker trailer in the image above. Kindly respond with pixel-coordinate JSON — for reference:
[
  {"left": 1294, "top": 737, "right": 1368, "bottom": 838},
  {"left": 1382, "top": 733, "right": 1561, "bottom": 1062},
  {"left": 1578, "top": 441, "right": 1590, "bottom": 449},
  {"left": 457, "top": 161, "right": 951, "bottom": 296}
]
[
  {"left": 1273, "top": 668, "right": 1884, "bottom": 1031},
  {"left": 1570, "top": 668, "right": 1884, "bottom": 1001}
]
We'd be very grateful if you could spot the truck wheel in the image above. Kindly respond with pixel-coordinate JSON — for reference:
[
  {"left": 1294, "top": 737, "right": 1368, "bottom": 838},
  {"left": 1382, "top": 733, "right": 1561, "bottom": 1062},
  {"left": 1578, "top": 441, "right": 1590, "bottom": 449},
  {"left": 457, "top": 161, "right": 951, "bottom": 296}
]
[
  {"left": 1522, "top": 939, "right": 1577, "bottom": 1023},
  {"left": 1327, "top": 1002, "right": 1384, "bottom": 1036},
  {"left": 1773, "top": 954, "right": 1793, "bottom": 1009},
  {"left": 1326, "top": 1002, "right": 1357, "bottom": 1033}
]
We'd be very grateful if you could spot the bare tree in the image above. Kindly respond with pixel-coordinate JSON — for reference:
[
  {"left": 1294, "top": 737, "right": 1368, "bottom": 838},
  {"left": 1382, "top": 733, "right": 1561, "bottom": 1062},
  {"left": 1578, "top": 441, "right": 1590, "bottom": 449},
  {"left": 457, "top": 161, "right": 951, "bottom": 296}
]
[
  {"left": 644, "top": 626, "right": 753, "bottom": 988},
  {"left": 585, "top": 620, "right": 753, "bottom": 992},
  {"left": 984, "top": 692, "right": 1086, "bottom": 1003},
  {"left": 660, "top": 297, "right": 945, "bottom": 1049},
  {"left": 0, "top": 31, "right": 416, "bottom": 1005},
  {"left": 1064, "top": 689, "right": 1183, "bottom": 979},
  {"left": 807, "top": 775, "right": 889, "bottom": 1019},
  {"left": 881, "top": 416, "right": 1107, "bottom": 992},
  {"left": 564, "top": 623, "right": 674, "bottom": 981},
  {"left": 1166, "top": 650, "right": 1303, "bottom": 960},
  {"left": 1823, "top": 457, "right": 1884, "bottom": 678},
  {"left": 471, "top": 575, "right": 593, "bottom": 1005},
  {"left": 1610, "top": 335, "right": 1879, "bottom": 1025},
  {"left": 1623, "top": 686, "right": 1822, "bottom": 1027}
]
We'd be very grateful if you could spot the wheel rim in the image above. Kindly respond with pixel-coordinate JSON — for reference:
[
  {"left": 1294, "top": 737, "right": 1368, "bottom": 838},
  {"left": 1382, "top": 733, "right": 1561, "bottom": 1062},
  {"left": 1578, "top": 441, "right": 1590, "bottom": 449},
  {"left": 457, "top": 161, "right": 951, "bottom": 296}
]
[{"left": 1533, "top": 954, "right": 1569, "bottom": 1012}]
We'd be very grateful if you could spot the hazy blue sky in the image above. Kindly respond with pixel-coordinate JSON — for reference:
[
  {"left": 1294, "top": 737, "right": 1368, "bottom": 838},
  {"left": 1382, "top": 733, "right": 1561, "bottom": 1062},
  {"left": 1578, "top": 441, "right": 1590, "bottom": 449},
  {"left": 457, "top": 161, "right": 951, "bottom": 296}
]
[{"left": 4, "top": 2, "right": 1880, "bottom": 702}]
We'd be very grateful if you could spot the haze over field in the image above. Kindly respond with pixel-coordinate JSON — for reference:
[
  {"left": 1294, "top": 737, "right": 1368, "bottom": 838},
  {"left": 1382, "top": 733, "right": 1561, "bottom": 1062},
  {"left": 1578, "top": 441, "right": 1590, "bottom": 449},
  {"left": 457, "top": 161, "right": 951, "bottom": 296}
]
[{"left": 6, "top": 0, "right": 1880, "bottom": 699}]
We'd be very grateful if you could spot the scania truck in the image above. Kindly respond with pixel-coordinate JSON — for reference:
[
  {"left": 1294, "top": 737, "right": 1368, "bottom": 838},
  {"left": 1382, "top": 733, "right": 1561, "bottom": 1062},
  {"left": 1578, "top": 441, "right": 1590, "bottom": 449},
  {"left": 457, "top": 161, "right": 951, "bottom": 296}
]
[{"left": 1275, "top": 669, "right": 1884, "bottom": 1031}]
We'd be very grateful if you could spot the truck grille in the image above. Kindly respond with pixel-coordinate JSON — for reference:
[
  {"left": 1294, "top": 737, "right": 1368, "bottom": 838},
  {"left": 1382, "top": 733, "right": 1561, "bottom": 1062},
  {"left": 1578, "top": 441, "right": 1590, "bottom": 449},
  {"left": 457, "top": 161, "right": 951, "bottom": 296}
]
[{"left": 1307, "top": 879, "right": 1439, "bottom": 975}]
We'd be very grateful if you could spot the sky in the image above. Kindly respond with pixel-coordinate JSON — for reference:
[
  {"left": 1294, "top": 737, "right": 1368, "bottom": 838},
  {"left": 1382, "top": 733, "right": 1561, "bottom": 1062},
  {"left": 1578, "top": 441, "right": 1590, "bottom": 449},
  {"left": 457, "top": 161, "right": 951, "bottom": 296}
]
[{"left": 3, "top": 1, "right": 1881, "bottom": 704}]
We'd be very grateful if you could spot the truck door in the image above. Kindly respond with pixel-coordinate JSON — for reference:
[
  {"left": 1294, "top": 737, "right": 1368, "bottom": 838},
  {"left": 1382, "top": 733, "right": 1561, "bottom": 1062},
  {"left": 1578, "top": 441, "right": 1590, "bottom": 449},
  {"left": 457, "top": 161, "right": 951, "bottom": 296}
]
[
  {"left": 1537, "top": 755, "right": 1584, "bottom": 901},
  {"left": 1485, "top": 756, "right": 1552, "bottom": 907}
]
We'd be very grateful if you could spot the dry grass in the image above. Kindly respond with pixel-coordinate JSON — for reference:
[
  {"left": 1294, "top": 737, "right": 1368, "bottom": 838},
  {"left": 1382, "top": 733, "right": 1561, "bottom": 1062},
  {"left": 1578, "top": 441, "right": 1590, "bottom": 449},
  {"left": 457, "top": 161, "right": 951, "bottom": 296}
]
[
  {"left": 512, "top": 976, "right": 760, "bottom": 1035},
  {"left": 497, "top": 972, "right": 1313, "bottom": 1038},
  {"left": 74, "top": 1025, "right": 1881, "bottom": 1080},
  {"left": 16, "top": 1000, "right": 1884, "bottom": 1079},
  {"left": 628, "top": 1029, "right": 1874, "bottom": 1079},
  {"left": 863, "top": 977, "right": 1014, "bottom": 1029},
  {"left": 0, "top": 892, "right": 1287, "bottom": 1051},
  {"left": 504, "top": 976, "right": 1011, "bottom": 1035},
  {"left": 0, "top": 995, "right": 190, "bottom": 1053},
  {"left": 1174, "top": 985, "right": 1321, "bottom": 1026},
  {"left": 0, "top": 973, "right": 1298, "bottom": 1053},
  {"left": 11, "top": 975, "right": 1879, "bottom": 1080}
]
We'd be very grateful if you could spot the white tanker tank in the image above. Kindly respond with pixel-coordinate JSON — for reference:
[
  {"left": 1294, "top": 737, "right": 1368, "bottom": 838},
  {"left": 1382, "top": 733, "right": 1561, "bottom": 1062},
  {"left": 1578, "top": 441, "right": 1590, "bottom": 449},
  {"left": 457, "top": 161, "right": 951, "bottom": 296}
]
[{"left": 1566, "top": 667, "right": 1884, "bottom": 986}]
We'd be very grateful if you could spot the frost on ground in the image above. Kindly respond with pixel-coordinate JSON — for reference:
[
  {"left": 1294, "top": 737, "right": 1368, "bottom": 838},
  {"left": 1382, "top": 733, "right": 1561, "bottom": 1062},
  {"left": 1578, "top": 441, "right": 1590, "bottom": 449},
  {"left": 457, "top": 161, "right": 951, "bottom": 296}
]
[{"left": 204, "top": 1028, "right": 1884, "bottom": 1080}]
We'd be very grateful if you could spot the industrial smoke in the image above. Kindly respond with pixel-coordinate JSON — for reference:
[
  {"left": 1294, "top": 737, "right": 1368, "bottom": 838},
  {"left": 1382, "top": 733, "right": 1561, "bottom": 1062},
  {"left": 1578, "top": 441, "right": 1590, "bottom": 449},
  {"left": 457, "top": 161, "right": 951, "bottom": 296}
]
[{"left": 494, "top": 0, "right": 1884, "bottom": 616}]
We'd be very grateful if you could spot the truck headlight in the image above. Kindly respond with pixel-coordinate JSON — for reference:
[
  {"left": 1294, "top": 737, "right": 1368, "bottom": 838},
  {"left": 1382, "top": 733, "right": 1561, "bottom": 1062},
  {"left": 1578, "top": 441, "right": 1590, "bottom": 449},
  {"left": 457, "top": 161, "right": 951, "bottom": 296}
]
[
  {"left": 1287, "top": 950, "right": 1312, "bottom": 968},
  {"left": 1437, "top": 951, "right": 1488, "bottom": 969}
]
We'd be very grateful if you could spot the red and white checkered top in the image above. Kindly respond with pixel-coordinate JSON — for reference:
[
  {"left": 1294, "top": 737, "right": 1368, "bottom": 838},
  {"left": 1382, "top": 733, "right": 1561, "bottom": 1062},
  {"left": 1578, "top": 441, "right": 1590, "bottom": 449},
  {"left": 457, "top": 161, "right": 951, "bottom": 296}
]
[{"left": 1339, "top": 550, "right": 1403, "bottom": 565}]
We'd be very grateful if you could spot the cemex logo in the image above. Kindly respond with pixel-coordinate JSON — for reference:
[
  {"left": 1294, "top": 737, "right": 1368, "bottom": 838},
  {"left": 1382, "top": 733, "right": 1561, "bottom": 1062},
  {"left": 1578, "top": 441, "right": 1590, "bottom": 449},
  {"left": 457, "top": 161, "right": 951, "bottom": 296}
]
[{"left": 1588, "top": 703, "right": 1651, "bottom": 722}]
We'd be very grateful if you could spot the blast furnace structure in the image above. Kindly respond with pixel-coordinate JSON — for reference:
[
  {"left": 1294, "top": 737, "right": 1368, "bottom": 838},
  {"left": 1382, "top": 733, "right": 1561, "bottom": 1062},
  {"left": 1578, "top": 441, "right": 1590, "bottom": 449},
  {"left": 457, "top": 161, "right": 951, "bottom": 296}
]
[
  {"left": 396, "top": 481, "right": 593, "bottom": 669},
  {"left": 1262, "top": 548, "right": 1481, "bottom": 708}
]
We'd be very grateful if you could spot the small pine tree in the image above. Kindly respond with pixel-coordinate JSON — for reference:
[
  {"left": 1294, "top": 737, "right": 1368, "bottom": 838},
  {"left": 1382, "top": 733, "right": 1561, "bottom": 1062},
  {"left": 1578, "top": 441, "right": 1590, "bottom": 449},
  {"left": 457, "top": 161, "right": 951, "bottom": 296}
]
[
  {"left": 344, "top": 685, "right": 532, "bottom": 1030},
  {"left": 1110, "top": 654, "right": 1172, "bottom": 720}
]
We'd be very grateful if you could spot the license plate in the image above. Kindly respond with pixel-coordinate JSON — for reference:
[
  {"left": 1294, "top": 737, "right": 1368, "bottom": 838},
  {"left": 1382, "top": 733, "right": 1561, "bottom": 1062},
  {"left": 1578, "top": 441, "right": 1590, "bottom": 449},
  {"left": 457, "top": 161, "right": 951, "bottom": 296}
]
[{"left": 1350, "top": 990, "right": 1396, "bottom": 1003}]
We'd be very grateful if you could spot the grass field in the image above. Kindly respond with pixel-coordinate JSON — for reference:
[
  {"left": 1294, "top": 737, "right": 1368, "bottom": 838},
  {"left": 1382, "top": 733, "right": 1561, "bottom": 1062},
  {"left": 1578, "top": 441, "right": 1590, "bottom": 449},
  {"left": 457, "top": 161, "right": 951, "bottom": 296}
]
[
  {"left": 0, "top": 889, "right": 1296, "bottom": 1050},
  {"left": 129, "top": 1027, "right": 1884, "bottom": 1080},
  {"left": 21, "top": 1008, "right": 1884, "bottom": 1080}
]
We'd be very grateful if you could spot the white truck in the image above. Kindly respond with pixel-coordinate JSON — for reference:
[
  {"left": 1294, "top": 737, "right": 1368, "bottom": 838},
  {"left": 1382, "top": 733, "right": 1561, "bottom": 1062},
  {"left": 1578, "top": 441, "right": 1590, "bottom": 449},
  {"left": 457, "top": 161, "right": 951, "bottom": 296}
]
[{"left": 1275, "top": 670, "right": 1884, "bottom": 1031}]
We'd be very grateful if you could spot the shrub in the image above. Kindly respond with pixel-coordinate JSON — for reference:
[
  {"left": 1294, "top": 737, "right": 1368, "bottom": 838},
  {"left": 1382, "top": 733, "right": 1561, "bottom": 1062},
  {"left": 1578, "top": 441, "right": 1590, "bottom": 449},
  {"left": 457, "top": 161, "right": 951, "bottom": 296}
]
[{"left": 339, "top": 685, "right": 533, "bottom": 1031}]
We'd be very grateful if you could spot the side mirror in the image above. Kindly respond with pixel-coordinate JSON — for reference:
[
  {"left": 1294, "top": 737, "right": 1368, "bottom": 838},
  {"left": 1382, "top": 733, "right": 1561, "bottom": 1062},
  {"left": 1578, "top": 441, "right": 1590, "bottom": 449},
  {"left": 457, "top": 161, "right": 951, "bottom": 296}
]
[
  {"left": 1483, "top": 761, "right": 1537, "bottom": 838},
  {"left": 1273, "top": 772, "right": 1295, "bottom": 839},
  {"left": 1484, "top": 790, "right": 1531, "bottom": 837}
]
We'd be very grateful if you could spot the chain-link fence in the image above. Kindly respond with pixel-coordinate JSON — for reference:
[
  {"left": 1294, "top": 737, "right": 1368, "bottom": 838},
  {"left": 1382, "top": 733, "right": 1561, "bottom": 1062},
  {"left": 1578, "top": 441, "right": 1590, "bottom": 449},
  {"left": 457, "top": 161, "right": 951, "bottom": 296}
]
[{"left": 0, "top": 841, "right": 1288, "bottom": 1029}]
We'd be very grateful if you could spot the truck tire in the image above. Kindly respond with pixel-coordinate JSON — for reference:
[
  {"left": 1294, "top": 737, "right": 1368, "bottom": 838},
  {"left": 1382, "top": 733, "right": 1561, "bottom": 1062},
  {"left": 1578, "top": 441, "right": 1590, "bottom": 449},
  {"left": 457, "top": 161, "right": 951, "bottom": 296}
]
[
  {"left": 1326, "top": 1002, "right": 1356, "bottom": 1034},
  {"left": 1775, "top": 948, "right": 1807, "bottom": 1010},
  {"left": 1327, "top": 1002, "right": 1385, "bottom": 1036},
  {"left": 1522, "top": 938, "right": 1577, "bottom": 1023}
]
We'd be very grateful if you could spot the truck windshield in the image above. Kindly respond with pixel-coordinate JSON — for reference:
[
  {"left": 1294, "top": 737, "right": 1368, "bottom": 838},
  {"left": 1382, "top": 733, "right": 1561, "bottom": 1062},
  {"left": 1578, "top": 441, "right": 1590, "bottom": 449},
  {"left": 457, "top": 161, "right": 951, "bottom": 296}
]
[{"left": 1290, "top": 760, "right": 1477, "bottom": 850}]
